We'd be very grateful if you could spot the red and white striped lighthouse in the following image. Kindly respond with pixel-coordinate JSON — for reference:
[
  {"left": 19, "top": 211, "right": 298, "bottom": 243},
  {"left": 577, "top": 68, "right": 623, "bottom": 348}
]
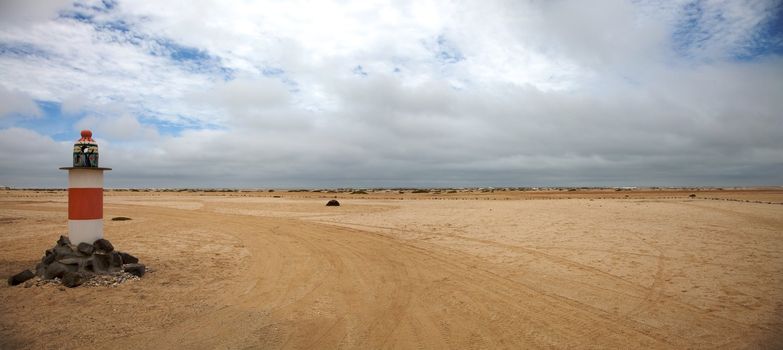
[{"left": 60, "top": 130, "right": 111, "bottom": 245}]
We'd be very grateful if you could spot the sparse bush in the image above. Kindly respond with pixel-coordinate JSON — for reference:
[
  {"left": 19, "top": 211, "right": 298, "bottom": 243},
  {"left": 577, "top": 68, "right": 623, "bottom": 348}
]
[{"left": 412, "top": 189, "right": 430, "bottom": 193}]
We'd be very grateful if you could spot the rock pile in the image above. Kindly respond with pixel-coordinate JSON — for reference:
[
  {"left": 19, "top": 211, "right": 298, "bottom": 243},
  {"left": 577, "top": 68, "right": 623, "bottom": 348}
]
[
  {"left": 326, "top": 199, "right": 340, "bottom": 206},
  {"left": 7, "top": 235, "right": 146, "bottom": 288}
]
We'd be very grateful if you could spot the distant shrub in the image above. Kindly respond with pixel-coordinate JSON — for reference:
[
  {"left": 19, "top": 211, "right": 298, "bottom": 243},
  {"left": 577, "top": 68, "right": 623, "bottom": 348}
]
[
  {"left": 689, "top": 194, "right": 696, "bottom": 198},
  {"left": 351, "top": 190, "right": 368, "bottom": 194},
  {"left": 412, "top": 189, "right": 430, "bottom": 193}
]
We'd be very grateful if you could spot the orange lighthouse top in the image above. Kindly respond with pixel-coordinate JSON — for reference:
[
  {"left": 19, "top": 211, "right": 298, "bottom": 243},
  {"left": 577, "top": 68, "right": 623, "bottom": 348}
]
[{"left": 79, "top": 130, "right": 94, "bottom": 142}]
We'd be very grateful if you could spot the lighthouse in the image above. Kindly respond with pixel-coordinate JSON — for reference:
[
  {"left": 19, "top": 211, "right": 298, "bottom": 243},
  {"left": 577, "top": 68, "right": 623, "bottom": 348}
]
[{"left": 60, "top": 130, "right": 111, "bottom": 245}]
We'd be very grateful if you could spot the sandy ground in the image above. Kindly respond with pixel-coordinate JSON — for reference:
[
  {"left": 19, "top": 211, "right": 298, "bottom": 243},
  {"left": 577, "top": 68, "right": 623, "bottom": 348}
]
[{"left": 1, "top": 189, "right": 782, "bottom": 349}]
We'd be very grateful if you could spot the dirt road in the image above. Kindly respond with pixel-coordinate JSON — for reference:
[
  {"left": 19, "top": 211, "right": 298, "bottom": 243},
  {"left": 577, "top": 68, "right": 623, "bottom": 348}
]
[{"left": 1, "top": 191, "right": 782, "bottom": 348}]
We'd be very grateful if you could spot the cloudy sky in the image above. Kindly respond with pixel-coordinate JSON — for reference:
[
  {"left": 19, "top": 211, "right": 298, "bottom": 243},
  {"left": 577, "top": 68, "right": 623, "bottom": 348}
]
[{"left": 0, "top": 0, "right": 781, "bottom": 188}]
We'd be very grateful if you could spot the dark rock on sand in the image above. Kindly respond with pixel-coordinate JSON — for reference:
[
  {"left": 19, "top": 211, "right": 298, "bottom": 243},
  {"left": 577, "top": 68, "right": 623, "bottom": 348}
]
[
  {"left": 93, "top": 239, "right": 114, "bottom": 253},
  {"left": 109, "top": 251, "right": 123, "bottom": 268},
  {"left": 35, "top": 262, "right": 46, "bottom": 277},
  {"left": 77, "top": 242, "right": 95, "bottom": 255},
  {"left": 62, "top": 271, "right": 87, "bottom": 288},
  {"left": 45, "top": 262, "right": 74, "bottom": 279},
  {"left": 326, "top": 199, "right": 340, "bottom": 206},
  {"left": 118, "top": 252, "right": 138, "bottom": 264},
  {"left": 92, "top": 254, "right": 111, "bottom": 273},
  {"left": 8, "top": 269, "right": 35, "bottom": 286},
  {"left": 123, "top": 263, "right": 145, "bottom": 277},
  {"left": 42, "top": 251, "right": 56, "bottom": 265},
  {"left": 53, "top": 245, "right": 76, "bottom": 259},
  {"left": 57, "top": 235, "right": 71, "bottom": 246},
  {"left": 58, "top": 257, "right": 84, "bottom": 266}
]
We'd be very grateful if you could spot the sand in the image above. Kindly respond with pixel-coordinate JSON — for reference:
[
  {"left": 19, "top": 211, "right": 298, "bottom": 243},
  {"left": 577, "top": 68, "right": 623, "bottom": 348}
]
[{"left": 1, "top": 189, "right": 782, "bottom": 349}]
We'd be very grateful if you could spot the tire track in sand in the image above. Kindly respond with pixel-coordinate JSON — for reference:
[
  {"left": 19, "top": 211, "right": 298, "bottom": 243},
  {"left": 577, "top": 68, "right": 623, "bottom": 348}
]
[{"left": 101, "top": 202, "right": 778, "bottom": 349}]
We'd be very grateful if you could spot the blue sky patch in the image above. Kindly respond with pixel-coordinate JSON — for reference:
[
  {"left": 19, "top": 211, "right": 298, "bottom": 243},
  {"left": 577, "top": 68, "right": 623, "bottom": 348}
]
[
  {"left": 736, "top": 4, "right": 783, "bottom": 60},
  {"left": 262, "top": 67, "right": 285, "bottom": 77},
  {"left": 3, "top": 101, "right": 74, "bottom": 141},
  {"left": 59, "top": 10, "right": 94, "bottom": 23},
  {"left": 672, "top": 0, "right": 783, "bottom": 61},
  {"left": 261, "top": 66, "right": 299, "bottom": 91},
  {"left": 0, "top": 42, "right": 51, "bottom": 59},
  {"left": 434, "top": 35, "right": 464, "bottom": 64},
  {"left": 671, "top": 1, "right": 710, "bottom": 59}
]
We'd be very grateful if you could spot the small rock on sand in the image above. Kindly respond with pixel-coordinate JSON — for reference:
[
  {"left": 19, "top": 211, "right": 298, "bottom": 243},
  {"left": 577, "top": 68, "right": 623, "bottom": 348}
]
[{"left": 8, "top": 269, "right": 35, "bottom": 286}]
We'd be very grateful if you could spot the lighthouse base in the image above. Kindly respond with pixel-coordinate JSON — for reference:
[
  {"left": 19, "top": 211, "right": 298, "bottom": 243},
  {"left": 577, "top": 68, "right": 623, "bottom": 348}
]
[{"left": 68, "top": 219, "right": 103, "bottom": 245}]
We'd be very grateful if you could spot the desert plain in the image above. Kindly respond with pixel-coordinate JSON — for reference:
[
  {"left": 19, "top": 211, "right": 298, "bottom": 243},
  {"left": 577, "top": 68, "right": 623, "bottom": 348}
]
[{"left": 1, "top": 188, "right": 782, "bottom": 349}]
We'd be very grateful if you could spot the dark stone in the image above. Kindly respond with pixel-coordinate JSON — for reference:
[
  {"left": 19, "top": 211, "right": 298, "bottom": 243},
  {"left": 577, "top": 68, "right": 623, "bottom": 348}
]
[
  {"left": 59, "top": 257, "right": 84, "bottom": 266},
  {"left": 118, "top": 252, "right": 138, "bottom": 264},
  {"left": 83, "top": 258, "right": 94, "bottom": 272},
  {"left": 123, "top": 263, "right": 145, "bottom": 277},
  {"left": 35, "top": 263, "right": 46, "bottom": 277},
  {"left": 77, "top": 242, "right": 95, "bottom": 255},
  {"left": 92, "top": 254, "right": 111, "bottom": 273},
  {"left": 109, "top": 251, "right": 123, "bottom": 268},
  {"left": 326, "top": 199, "right": 340, "bottom": 206},
  {"left": 7, "top": 269, "right": 35, "bottom": 286},
  {"left": 57, "top": 235, "right": 71, "bottom": 246},
  {"left": 44, "top": 262, "right": 75, "bottom": 279},
  {"left": 62, "top": 271, "right": 86, "bottom": 288},
  {"left": 111, "top": 216, "right": 132, "bottom": 221},
  {"left": 42, "top": 251, "right": 56, "bottom": 265},
  {"left": 93, "top": 239, "right": 114, "bottom": 252},
  {"left": 53, "top": 245, "right": 76, "bottom": 259}
]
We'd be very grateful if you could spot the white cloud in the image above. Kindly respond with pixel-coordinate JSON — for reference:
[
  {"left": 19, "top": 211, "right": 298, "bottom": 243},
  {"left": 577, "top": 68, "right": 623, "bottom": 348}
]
[
  {"left": 0, "top": 0, "right": 72, "bottom": 25},
  {"left": 75, "top": 113, "right": 159, "bottom": 141},
  {"left": 0, "top": 85, "right": 42, "bottom": 118},
  {"left": 0, "top": 128, "right": 67, "bottom": 187},
  {"left": 0, "top": 0, "right": 781, "bottom": 187}
]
